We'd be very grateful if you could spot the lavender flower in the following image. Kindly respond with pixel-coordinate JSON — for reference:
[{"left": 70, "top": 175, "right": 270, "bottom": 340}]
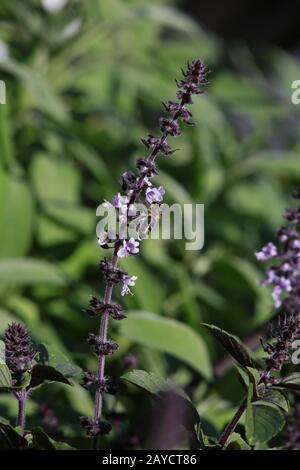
[
  {"left": 117, "top": 238, "right": 140, "bottom": 258},
  {"left": 255, "top": 242, "right": 278, "bottom": 261},
  {"left": 87, "top": 334, "right": 119, "bottom": 356},
  {"left": 145, "top": 186, "right": 165, "bottom": 204},
  {"left": 4, "top": 322, "right": 36, "bottom": 373},
  {"left": 3, "top": 323, "right": 38, "bottom": 433},
  {"left": 82, "top": 59, "right": 208, "bottom": 446},
  {"left": 256, "top": 190, "right": 300, "bottom": 313},
  {"left": 121, "top": 275, "right": 138, "bottom": 296}
]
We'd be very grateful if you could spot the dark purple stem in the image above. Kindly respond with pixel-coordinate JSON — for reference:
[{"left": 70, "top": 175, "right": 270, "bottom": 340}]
[
  {"left": 218, "top": 402, "right": 246, "bottom": 448},
  {"left": 16, "top": 390, "right": 27, "bottom": 434},
  {"left": 92, "top": 249, "right": 119, "bottom": 449}
]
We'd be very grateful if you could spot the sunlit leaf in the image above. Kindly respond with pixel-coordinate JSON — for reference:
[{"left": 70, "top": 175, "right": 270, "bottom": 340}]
[
  {"left": 121, "top": 312, "right": 212, "bottom": 378},
  {"left": 0, "top": 258, "right": 67, "bottom": 286}
]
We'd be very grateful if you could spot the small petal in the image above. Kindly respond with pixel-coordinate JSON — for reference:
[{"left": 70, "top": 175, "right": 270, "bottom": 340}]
[
  {"left": 255, "top": 242, "right": 278, "bottom": 261},
  {"left": 117, "top": 238, "right": 140, "bottom": 258},
  {"left": 121, "top": 275, "right": 138, "bottom": 296},
  {"left": 145, "top": 186, "right": 165, "bottom": 204}
]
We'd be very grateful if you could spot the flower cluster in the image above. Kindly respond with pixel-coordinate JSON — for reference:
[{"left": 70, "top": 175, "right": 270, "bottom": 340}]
[
  {"left": 256, "top": 189, "right": 300, "bottom": 312},
  {"left": 4, "top": 322, "right": 37, "bottom": 373},
  {"left": 97, "top": 59, "right": 208, "bottom": 257},
  {"left": 84, "top": 295, "right": 125, "bottom": 319},
  {"left": 80, "top": 417, "right": 112, "bottom": 438},
  {"left": 261, "top": 312, "right": 300, "bottom": 375},
  {"left": 81, "top": 59, "right": 208, "bottom": 441},
  {"left": 82, "top": 373, "right": 117, "bottom": 394},
  {"left": 98, "top": 259, "right": 137, "bottom": 296}
]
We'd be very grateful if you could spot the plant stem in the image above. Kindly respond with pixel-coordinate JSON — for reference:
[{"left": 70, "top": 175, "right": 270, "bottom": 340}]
[
  {"left": 218, "top": 401, "right": 246, "bottom": 448},
  {"left": 16, "top": 390, "right": 27, "bottom": 434},
  {"left": 92, "top": 250, "right": 119, "bottom": 450},
  {"left": 89, "top": 61, "right": 206, "bottom": 446},
  {"left": 90, "top": 124, "right": 177, "bottom": 450}
]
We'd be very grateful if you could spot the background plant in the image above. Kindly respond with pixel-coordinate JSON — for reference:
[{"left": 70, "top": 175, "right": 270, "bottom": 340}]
[
  {"left": 0, "top": 322, "right": 74, "bottom": 449},
  {"left": 0, "top": 0, "right": 300, "bottom": 450}
]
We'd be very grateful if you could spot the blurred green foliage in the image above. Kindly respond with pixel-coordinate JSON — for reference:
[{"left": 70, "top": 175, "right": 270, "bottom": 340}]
[{"left": 0, "top": 0, "right": 300, "bottom": 449}]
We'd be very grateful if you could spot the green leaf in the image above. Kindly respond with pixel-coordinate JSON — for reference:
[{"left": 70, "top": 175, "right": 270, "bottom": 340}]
[
  {"left": 14, "top": 371, "right": 32, "bottom": 390},
  {"left": 69, "top": 141, "right": 111, "bottom": 185},
  {"left": 31, "top": 428, "right": 55, "bottom": 450},
  {"left": 29, "top": 364, "right": 72, "bottom": 388},
  {"left": 51, "top": 440, "right": 75, "bottom": 450},
  {"left": 143, "top": 4, "right": 200, "bottom": 35},
  {"left": 235, "top": 365, "right": 265, "bottom": 399},
  {"left": 30, "top": 428, "right": 75, "bottom": 450},
  {"left": 36, "top": 343, "right": 82, "bottom": 379},
  {"left": 0, "top": 258, "right": 67, "bottom": 286},
  {"left": 225, "top": 432, "right": 251, "bottom": 450},
  {"left": 0, "top": 104, "right": 14, "bottom": 166},
  {"left": 246, "top": 386, "right": 285, "bottom": 445},
  {"left": 123, "top": 369, "right": 185, "bottom": 396},
  {"left": 30, "top": 154, "right": 80, "bottom": 205},
  {"left": 235, "top": 152, "right": 300, "bottom": 179},
  {"left": 263, "top": 389, "right": 289, "bottom": 412},
  {"left": 120, "top": 312, "right": 212, "bottom": 379},
  {"left": 122, "top": 369, "right": 200, "bottom": 428},
  {"left": 0, "top": 364, "right": 12, "bottom": 388},
  {"left": 278, "top": 373, "right": 300, "bottom": 391},
  {"left": 212, "top": 72, "right": 268, "bottom": 104},
  {"left": 37, "top": 214, "right": 77, "bottom": 246},
  {"left": 0, "top": 60, "right": 69, "bottom": 123},
  {"left": 0, "top": 422, "right": 28, "bottom": 449},
  {"left": 0, "top": 169, "right": 34, "bottom": 258},
  {"left": 42, "top": 203, "right": 94, "bottom": 235},
  {"left": 201, "top": 323, "right": 256, "bottom": 368}
]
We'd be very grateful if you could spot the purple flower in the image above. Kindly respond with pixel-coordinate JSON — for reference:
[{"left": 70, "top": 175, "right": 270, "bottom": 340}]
[
  {"left": 145, "top": 186, "right": 165, "bottom": 204},
  {"left": 103, "top": 193, "right": 128, "bottom": 210},
  {"left": 140, "top": 176, "right": 152, "bottom": 189},
  {"left": 272, "top": 285, "right": 283, "bottom": 309},
  {"left": 163, "top": 101, "right": 192, "bottom": 123},
  {"left": 4, "top": 322, "right": 37, "bottom": 373},
  {"left": 136, "top": 157, "right": 158, "bottom": 177},
  {"left": 121, "top": 171, "right": 137, "bottom": 190},
  {"left": 117, "top": 238, "right": 140, "bottom": 258},
  {"left": 102, "top": 193, "right": 137, "bottom": 229},
  {"left": 261, "top": 312, "right": 300, "bottom": 373},
  {"left": 121, "top": 275, "right": 138, "bottom": 296},
  {"left": 87, "top": 334, "right": 119, "bottom": 356},
  {"left": 271, "top": 277, "right": 292, "bottom": 308},
  {"left": 261, "top": 267, "right": 277, "bottom": 286},
  {"left": 97, "top": 230, "right": 116, "bottom": 247},
  {"left": 255, "top": 242, "right": 277, "bottom": 261},
  {"left": 141, "top": 135, "right": 174, "bottom": 156},
  {"left": 159, "top": 118, "right": 181, "bottom": 136},
  {"left": 257, "top": 193, "right": 300, "bottom": 312},
  {"left": 292, "top": 239, "right": 300, "bottom": 249}
]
